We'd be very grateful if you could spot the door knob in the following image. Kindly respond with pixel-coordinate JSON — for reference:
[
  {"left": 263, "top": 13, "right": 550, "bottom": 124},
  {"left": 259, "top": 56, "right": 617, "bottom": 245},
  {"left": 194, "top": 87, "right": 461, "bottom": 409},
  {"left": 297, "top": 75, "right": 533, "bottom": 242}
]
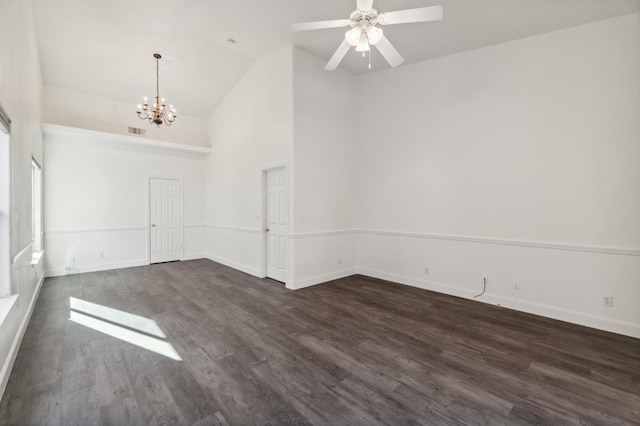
[
  {"left": 151, "top": 224, "right": 156, "bottom": 227},
  {"left": 265, "top": 227, "right": 270, "bottom": 232}
]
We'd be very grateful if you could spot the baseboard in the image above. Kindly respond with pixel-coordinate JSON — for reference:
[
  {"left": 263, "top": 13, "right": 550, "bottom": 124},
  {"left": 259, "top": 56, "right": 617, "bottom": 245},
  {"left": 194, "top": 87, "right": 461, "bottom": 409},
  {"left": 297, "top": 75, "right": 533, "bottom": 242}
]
[
  {"left": 356, "top": 267, "right": 477, "bottom": 300},
  {"left": 183, "top": 253, "right": 206, "bottom": 261},
  {"left": 482, "top": 293, "right": 640, "bottom": 339},
  {"left": 356, "top": 267, "right": 640, "bottom": 339},
  {"left": 45, "top": 259, "right": 148, "bottom": 277},
  {"left": 289, "top": 268, "right": 357, "bottom": 290},
  {"left": 204, "top": 254, "right": 261, "bottom": 278},
  {"left": 46, "top": 256, "right": 209, "bottom": 277},
  {"left": 0, "top": 274, "right": 45, "bottom": 401}
]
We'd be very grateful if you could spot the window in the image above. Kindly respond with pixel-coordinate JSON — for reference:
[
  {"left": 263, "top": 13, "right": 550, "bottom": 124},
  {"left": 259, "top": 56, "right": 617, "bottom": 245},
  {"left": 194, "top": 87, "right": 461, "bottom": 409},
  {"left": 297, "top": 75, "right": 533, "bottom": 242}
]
[
  {"left": 0, "top": 104, "right": 11, "bottom": 297},
  {"left": 32, "top": 159, "right": 42, "bottom": 253}
]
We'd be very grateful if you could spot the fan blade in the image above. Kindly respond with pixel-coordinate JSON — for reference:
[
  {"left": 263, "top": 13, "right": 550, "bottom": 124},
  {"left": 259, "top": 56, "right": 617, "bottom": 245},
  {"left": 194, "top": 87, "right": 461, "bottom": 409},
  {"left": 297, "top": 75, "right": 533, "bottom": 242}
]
[
  {"left": 378, "top": 5, "right": 443, "bottom": 25},
  {"left": 374, "top": 35, "right": 404, "bottom": 67},
  {"left": 325, "top": 40, "right": 351, "bottom": 71},
  {"left": 291, "top": 19, "right": 350, "bottom": 32},
  {"left": 357, "top": 0, "right": 373, "bottom": 12}
]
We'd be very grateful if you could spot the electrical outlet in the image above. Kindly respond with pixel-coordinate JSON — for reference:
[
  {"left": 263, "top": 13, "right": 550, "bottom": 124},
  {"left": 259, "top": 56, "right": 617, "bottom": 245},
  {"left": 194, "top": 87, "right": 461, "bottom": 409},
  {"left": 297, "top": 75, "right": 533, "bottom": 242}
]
[
  {"left": 99, "top": 252, "right": 104, "bottom": 259},
  {"left": 513, "top": 279, "right": 520, "bottom": 290},
  {"left": 424, "top": 267, "right": 430, "bottom": 275},
  {"left": 603, "top": 295, "right": 613, "bottom": 307},
  {"left": 300, "top": 216, "right": 305, "bottom": 223},
  {"left": 338, "top": 257, "right": 342, "bottom": 265},
  {"left": 482, "top": 273, "right": 488, "bottom": 280}
]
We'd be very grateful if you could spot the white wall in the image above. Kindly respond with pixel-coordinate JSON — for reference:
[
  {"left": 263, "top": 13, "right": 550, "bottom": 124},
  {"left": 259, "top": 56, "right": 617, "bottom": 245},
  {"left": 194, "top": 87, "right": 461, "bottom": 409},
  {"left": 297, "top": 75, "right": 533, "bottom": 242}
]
[
  {"left": 291, "top": 48, "right": 358, "bottom": 289},
  {"left": 355, "top": 14, "right": 640, "bottom": 337},
  {"left": 44, "top": 86, "right": 209, "bottom": 147},
  {"left": 43, "top": 129, "right": 207, "bottom": 276},
  {"left": 205, "top": 47, "right": 295, "bottom": 281},
  {"left": 0, "top": 0, "right": 45, "bottom": 398}
]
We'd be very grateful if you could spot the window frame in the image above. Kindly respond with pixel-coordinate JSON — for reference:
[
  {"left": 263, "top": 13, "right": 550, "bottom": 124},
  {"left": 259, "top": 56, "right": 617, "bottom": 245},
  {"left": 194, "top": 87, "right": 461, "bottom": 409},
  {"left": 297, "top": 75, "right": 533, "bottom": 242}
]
[
  {"left": 31, "top": 158, "right": 43, "bottom": 253},
  {"left": 0, "top": 103, "right": 12, "bottom": 297}
]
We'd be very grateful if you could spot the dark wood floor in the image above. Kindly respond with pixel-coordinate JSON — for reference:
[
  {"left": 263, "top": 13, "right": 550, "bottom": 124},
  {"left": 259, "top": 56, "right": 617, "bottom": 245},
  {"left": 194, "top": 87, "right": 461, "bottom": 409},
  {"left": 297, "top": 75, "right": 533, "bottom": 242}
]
[{"left": 1, "top": 259, "right": 639, "bottom": 425}]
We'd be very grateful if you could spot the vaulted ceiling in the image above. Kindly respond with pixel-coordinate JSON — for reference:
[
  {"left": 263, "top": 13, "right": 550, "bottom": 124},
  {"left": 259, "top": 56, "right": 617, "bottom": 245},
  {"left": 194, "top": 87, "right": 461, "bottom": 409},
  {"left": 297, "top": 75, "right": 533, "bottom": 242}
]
[{"left": 33, "top": 0, "right": 640, "bottom": 119}]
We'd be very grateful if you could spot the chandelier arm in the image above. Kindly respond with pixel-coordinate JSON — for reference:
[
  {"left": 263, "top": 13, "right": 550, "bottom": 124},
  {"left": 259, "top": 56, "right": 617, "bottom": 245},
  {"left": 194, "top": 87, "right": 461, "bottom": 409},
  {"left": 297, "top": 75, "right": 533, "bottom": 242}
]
[{"left": 163, "top": 112, "right": 175, "bottom": 126}]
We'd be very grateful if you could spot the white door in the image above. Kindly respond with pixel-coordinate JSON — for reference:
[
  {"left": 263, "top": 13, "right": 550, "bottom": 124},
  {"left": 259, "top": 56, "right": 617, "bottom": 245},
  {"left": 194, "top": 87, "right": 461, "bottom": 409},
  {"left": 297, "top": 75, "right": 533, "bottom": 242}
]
[
  {"left": 266, "top": 168, "right": 287, "bottom": 282},
  {"left": 149, "top": 178, "right": 183, "bottom": 264}
]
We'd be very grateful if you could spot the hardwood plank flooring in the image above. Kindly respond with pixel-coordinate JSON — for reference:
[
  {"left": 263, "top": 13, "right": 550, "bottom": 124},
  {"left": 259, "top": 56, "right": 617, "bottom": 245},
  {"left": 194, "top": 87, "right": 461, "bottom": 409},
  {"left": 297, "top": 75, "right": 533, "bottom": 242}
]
[{"left": 1, "top": 259, "right": 639, "bottom": 425}]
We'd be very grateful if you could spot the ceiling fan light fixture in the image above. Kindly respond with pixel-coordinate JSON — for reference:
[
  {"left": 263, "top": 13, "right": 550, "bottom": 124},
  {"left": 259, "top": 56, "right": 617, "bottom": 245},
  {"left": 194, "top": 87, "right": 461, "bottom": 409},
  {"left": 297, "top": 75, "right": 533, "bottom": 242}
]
[
  {"left": 292, "top": 2, "right": 443, "bottom": 71},
  {"left": 366, "top": 26, "right": 383, "bottom": 45},
  {"left": 355, "top": 32, "right": 370, "bottom": 52},
  {"left": 345, "top": 28, "right": 361, "bottom": 46}
]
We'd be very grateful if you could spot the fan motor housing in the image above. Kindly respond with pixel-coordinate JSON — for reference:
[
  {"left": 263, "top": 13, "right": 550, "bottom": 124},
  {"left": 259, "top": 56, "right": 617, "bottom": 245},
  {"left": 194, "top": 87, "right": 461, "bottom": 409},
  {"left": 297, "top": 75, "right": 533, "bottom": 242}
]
[{"left": 350, "top": 9, "right": 378, "bottom": 28}]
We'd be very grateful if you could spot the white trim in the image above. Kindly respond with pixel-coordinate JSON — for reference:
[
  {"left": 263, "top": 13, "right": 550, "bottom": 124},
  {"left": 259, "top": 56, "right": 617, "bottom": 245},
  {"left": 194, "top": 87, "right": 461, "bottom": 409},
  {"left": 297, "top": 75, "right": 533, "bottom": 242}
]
[
  {"left": 289, "top": 268, "right": 357, "bottom": 290},
  {"left": 45, "top": 226, "right": 147, "bottom": 235},
  {"left": 182, "top": 253, "right": 206, "bottom": 261},
  {"left": 204, "top": 255, "right": 261, "bottom": 278},
  {"left": 0, "top": 274, "right": 44, "bottom": 401},
  {"left": 0, "top": 103, "right": 11, "bottom": 130},
  {"left": 206, "top": 224, "right": 260, "bottom": 234},
  {"left": 12, "top": 242, "right": 32, "bottom": 264},
  {"left": 184, "top": 224, "right": 206, "bottom": 229},
  {"left": 252, "top": 227, "right": 639, "bottom": 256},
  {"left": 357, "top": 229, "right": 640, "bottom": 257},
  {"left": 356, "top": 267, "right": 640, "bottom": 339},
  {"left": 45, "top": 259, "right": 148, "bottom": 278},
  {"left": 42, "top": 123, "right": 211, "bottom": 155},
  {"left": 356, "top": 267, "right": 476, "bottom": 300},
  {"left": 0, "top": 295, "right": 18, "bottom": 330},
  {"left": 290, "top": 229, "right": 357, "bottom": 239},
  {"left": 31, "top": 251, "right": 44, "bottom": 267},
  {"left": 482, "top": 293, "right": 640, "bottom": 339}
]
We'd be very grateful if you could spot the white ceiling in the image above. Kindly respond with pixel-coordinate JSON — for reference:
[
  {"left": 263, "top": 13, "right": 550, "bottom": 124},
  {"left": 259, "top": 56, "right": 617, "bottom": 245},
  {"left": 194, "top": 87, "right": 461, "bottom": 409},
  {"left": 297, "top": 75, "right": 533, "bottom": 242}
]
[{"left": 33, "top": 0, "right": 640, "bottom": 119}]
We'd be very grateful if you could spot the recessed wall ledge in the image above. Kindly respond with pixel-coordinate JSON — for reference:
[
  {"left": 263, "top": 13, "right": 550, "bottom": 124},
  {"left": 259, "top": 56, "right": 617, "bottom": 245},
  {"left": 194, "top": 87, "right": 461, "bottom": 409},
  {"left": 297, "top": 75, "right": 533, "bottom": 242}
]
[
  {"left": 42, "top": 123, "right": 211, "bottom": 155},
  {"left": 31, "top": 251, "right": 44, "bottom": 267}
]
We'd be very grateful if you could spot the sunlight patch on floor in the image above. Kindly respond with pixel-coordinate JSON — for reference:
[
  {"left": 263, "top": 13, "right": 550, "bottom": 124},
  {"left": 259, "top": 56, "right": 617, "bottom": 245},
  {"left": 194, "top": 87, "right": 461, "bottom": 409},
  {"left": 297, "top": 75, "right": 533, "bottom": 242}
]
[
  {"left": 69, "top": 297, "right": 182, "bottom": 361},
  {"left": 70, "top": 296, "right": 166, "bottom": 338}
]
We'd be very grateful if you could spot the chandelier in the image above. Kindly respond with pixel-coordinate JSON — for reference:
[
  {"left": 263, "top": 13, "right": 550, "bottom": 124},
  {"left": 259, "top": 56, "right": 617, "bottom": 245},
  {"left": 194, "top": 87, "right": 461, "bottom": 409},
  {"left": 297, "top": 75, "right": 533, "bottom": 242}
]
[{"left": 136, "top": 53, "right": 177, "bottom": 127}]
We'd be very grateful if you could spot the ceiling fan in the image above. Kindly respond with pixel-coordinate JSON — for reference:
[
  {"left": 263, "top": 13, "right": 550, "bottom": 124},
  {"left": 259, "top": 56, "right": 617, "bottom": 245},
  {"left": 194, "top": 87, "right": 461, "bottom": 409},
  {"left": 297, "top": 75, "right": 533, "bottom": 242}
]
[{"left": 291, "top": 0, "right": 443, "bottom": 71}]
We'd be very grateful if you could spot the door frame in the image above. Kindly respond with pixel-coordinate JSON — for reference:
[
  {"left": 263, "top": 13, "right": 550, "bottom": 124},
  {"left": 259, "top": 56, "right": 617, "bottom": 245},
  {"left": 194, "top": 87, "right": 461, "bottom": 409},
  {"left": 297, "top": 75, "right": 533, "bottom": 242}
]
[
  {"left": 147, "top": 175, "right": 184, "bottom": 264},
  {"left": 260, "top": 163, "right": 291, "bottom": 286}
]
